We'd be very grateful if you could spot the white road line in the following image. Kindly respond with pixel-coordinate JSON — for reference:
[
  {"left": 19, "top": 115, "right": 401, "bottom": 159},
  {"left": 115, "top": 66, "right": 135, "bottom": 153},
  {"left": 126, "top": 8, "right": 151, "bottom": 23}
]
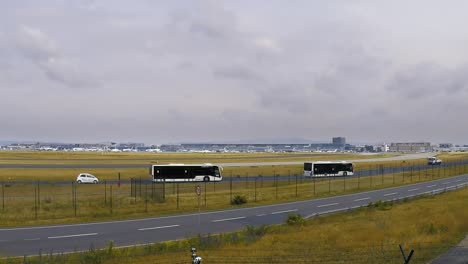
[
  {"left": 24, "top": 238, "right": 40, "bottom": 241},
  {"left": 318, "top": 203, "right": 339, "bottom": 208},
  {"left": 455, "top": 179, "right": 463, "bottom": 182},
  {"left": 384, "top": 192, "right": 397, "bottom": 196},
  {"left": 427, "top": 185, "right": 437, "bottom": 188},
  {"left": 271, "top": 209, "right": 298, "bottom": 215},
  {"left": 354, "top": 197, "right": 370, "bottom": 202},
  {"left": 256, "top": 214, "right": 266, "bottom": 217},
  {"left": 212, "top": 216, "right": 246, "bottom": 222},
  {"left": 48, "top": 233, "right": 98, "bottom": 239},
  {"left": 408, "top": 188, "right": 420, "bottom": 192},
  {"left": 442, "top": 182, "right": 451, "bottom": 185},
  {"left": 138, "top": 225, "right": 180, "bottom": 231}
]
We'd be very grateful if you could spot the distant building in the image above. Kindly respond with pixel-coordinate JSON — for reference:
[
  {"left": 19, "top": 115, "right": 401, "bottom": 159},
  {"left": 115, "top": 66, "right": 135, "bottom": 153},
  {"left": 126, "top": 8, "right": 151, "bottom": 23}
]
[
  {"left": 389, "top": 142, "right": 432, "bottom": 152},
  {"left": 439, "top": 143, "right": 453, "bottom": 148},
  {"left": 332, "top": 137, "right": 346, "bottom": 146}
]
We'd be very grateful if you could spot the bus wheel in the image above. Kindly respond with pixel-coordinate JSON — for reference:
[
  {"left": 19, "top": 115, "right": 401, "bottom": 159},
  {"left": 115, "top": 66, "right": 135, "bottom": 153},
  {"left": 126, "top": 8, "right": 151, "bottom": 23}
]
[
  {"left": 343, "top": 172, "right": 347, "bottom": 176},
  {"left": 203, "top": 176, "right": 210, "bottom": 182}
]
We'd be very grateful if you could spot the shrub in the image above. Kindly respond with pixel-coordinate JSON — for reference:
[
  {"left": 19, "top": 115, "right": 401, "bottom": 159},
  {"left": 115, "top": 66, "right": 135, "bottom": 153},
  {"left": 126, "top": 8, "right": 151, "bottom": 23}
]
[
  {"left": 286, "top": 213, "right": 305, "bottom": 226},
  {"left": 231, "top": 195, "right": 247, "bottom": 205}
]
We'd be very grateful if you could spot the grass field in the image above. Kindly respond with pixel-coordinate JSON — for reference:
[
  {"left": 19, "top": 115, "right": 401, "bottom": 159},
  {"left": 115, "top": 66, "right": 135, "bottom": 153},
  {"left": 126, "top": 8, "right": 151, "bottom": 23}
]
[
  {"left": 3, "top": 184, "right": 468, "bottom": 263},
  {"left": 0, "top": 155, "right": 467, "bottom": 227},
  {"left": 0, "top": 151, "right": 396, "bottom": 164}
]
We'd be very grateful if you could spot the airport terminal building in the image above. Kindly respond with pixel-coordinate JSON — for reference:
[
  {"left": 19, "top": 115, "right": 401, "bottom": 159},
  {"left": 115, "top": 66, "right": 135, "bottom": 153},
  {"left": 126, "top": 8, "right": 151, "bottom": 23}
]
[{"left": 389, "top": 142, "right": 432, "bottom": 152}]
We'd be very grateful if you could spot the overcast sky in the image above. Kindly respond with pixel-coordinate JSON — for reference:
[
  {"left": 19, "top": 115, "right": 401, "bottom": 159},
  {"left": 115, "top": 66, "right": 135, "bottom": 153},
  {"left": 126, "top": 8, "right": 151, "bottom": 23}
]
[{"left": 1, "top": 0, "right": 468, "bottom": 144}]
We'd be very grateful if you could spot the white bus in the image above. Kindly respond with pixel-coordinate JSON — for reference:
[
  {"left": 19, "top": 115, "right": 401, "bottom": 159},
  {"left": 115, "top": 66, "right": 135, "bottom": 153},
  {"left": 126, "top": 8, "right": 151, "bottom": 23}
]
[
  {"left": 303, "top": 161, "right": 354, "bottom": 177},
  {"left": 150, "top": 164, "right": 223, "bottom": 182}
]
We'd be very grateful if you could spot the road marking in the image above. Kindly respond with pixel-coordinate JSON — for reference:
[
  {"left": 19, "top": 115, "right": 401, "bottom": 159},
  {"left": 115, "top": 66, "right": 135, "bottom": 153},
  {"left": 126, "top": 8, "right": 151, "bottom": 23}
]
[
  {"left": 24, "top": 238, "right": 40, "bottom": 241},
  {"left": 138, "top": 225, "right": 180, "bottom": 231},
  {"left": 271, "top": 209, "right": 298, "bottom": 215},
  {"left": 212, "top": 216, "right": 246, "bottom": 222},
  {"left": 384, "top": 192, "right": 397, "bottom": 196},
  {"left": 318, "top": 203, "right": 339, "bottom": 208},
  {"left": 408, "top": 188, "right": 419, "bottom": 192},
  {"left": 442, "top": 182, "right": 451, "bottom": 185},
  {"left": 256, "top": 214, "right": 266, "bottom": 217},
  {"left": 455, "top": 179, "right": 463, "bottom": 182},
  {"left": 48, "top": 233, "right": 98, "bottom": 239},
  {"left": 427, "top": 185, "right": 437, "bottom": 188},
  {"left": 354, "top": 197, "right": 370, "bottom": 202}
]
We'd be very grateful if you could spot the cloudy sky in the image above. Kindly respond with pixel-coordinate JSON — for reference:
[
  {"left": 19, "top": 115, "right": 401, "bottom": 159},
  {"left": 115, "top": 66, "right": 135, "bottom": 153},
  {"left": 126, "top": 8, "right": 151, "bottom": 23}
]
[{"left": 1, "top": 0, "right": 468, "bottom": 144}]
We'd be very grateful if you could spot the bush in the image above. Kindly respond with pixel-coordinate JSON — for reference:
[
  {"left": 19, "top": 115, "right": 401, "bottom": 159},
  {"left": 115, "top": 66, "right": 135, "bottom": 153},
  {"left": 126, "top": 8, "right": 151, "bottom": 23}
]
[
  {"left": 367, "top": 199, "right": 392, "bottom": 210},
  {"left": 231, "top": 195, "right": 247, "bottom": 205},
  {"left": 286, "top": 213, "right": 305, "bottom": 226}
]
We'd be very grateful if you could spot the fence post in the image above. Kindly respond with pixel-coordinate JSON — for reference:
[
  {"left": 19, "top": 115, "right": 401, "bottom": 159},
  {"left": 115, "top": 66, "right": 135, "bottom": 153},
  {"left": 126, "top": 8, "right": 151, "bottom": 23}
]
[
  {"left": 275, "top": 174, "right": 278, "bottom": 200},
  {"left": 245, "top": 172, "right": 248, "bottom": 189},
  {"left": 254, "top": 178, "right": 257, "bottom": 202},
  {"left": 204, "top": 181, "right": 207, "bottom": 207},
  {"left": 295, "top": 174, "right": 298, "bottom": 197},
  {"left": 343, "top": 175, "right": 346, "bottom": 192},
  {"left": 34, "top": 185, "right": 38, "bottom": 220},
  {"left": 314, "top": 177, "right": 316, "bottom": 196},
  {"left": 381, "top": 166, "right": 384, "bottom": 185},
  {"left": 145, "top": 183, "right": 148, "bottom": 213},
  {"left": 74, "top": 182, "right": 77, "bottom": 217},
  {"left": 110, "top": 185, "right": 113, "bottom": 215},
  {"left": 37, "top": 180, "right": 40, "bottom": 209},
  {"left": 104, "top": 180, "right": 107, "bottom": 206},
  {"left": 176, "top": 183, "right": 179, "bottom": 209},
  {"left": 230, "top": 176, "right": 232, "bottom": 202},
  {"left": 358, "top": 172, "right": 360, "bottom": 190},
  {"left": 2, "top": 183, "right": 4, "bottom": 212}
]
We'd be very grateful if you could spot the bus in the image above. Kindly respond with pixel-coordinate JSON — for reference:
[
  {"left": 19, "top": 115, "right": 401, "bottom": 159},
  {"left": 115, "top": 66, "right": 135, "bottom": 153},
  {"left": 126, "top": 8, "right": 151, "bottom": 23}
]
[
  {"left": 150, "top": 164, "right": 223, "bottom": 182},
  {"left": 303, "top": 161, "right": 354, "bottom": 177}
]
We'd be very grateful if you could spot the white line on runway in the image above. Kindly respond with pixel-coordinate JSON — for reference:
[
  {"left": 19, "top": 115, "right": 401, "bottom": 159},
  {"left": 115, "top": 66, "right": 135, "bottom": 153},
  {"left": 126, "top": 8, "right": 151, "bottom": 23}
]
[
  {"left": 271, "top": 209, "right": 298, "bottom": 215},
  {"left": 455, "top": 179, "right": 463, "bottom": 182},
  {"left": 24, "top": 238, "right": 40, "bottom": 241},
  {"left": 48, "top": 233, "right": 98, "bottom": 239},
  {"left": 256, "top": 214, "right": 266, "bottom": 217},
  {"left": 408, "top": 188, "right": 419, "bottom": 192},
  {"left": 212, "top": 216, "right": 246, "bottom": 222},
  {"left": 442, "top": 182, "right": 451, "bottom": 185},
  {"left": 318, "top": 203, "right": 339, "bottom": 208},
  {"left": 354, "top": 197, "right": 370, "bottom": 202},
  {"left": 427, "top": 185, "right": 437, "bottom": 188},
  {"left": 138, "top": 225, "right": 180, "bottom": 231},
  {"left": 384, "top": 192, "right": 397, "bottom": 196}
]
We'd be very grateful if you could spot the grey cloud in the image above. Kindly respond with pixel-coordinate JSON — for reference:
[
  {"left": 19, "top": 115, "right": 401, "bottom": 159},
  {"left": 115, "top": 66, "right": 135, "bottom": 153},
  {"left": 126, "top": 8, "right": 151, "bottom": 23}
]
[
  {"left": 16, "top": 26, "right": 58, "bottom": 61},
  {"left": 15, "top": 25, "right": 96, "bottom": 88},
  {"left": 386, "top": 63, "right": 468, "bottom": 99},
  {"left": 256, "top": 84, "right": 312, "bottom": 114},
  {"left": 2, "top": 1, "right": 468, "bottom": 143},
  {"left": 212, "top": 65, "right": 262, "bottom": 81}
]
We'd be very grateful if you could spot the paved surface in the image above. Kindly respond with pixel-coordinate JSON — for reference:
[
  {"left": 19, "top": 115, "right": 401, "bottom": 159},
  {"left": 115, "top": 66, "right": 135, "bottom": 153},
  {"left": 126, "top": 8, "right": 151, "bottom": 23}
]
[
  {"left": 432, "top": 234, "right": 468, "bottom": 264},
  {"left": 0, "top": 153, "right": 436, "bottom": 169},
  {"left": 0, "top": 173, "right": 467, "bottom": 257}
]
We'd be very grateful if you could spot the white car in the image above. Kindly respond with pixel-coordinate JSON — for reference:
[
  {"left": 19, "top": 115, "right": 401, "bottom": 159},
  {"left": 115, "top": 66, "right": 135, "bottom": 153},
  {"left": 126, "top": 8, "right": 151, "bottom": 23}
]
[{"left": 76, "top": 173, "right": 99, "bottom": 184}]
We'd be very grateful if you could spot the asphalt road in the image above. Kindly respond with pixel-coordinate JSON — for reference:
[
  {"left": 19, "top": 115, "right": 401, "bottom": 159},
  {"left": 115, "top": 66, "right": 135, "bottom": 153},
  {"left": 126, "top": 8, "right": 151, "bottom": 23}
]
[
  {"left": 0, "top": 153, "right": 436, "bottom": 169},
  {"left": 1, "top": 173, "right": 467, "bottom": 257}
]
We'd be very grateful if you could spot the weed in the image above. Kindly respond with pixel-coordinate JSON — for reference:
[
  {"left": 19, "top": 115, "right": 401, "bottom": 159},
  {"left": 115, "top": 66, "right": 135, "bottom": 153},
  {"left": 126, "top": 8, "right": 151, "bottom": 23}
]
[
  {"left": 231, "top": 195, "right": 247, "bottom": 205},
  {"left": 286, "top": 213, "right": 305, "bottom": 226}
]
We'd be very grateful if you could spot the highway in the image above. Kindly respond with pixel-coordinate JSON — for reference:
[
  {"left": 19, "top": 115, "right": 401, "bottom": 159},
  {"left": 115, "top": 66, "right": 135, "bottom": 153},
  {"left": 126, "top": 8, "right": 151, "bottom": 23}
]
[{"left": 0, "top": 173, "right": 467, "bottom": 257}]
